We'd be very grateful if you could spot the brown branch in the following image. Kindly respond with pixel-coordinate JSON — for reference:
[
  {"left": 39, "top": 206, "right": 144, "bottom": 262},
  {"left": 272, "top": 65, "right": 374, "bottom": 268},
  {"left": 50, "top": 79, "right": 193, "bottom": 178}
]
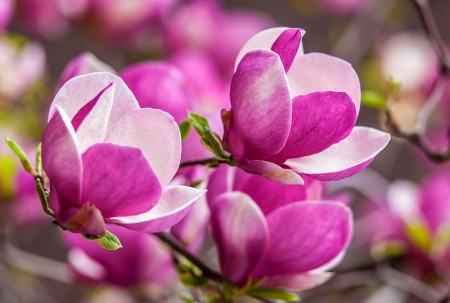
[
  {"left": 155, "top": 232, "right": 225, "bottom": 284},
  {"left": 179, "top": 158, "right": 229, "bottom": 169}
]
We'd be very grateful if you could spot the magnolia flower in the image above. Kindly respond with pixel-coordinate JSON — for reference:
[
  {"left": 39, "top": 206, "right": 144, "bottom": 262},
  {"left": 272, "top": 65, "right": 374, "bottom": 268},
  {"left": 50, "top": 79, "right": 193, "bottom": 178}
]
[
  {"left": 41, "top": 72, "right": 205, "bottom": 236},
  {"left": 207, "top": 165, "right": 353, "bottom": 290},
  {"left": 64, "top": 224, "right": 176, "bottom": 290},
  {"left": 222, "top": 27, "right": 390, "bottom": 184}
]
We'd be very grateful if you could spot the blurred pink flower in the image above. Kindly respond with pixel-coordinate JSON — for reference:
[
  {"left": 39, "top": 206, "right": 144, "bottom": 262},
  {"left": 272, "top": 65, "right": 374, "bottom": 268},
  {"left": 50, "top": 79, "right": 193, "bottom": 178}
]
[
  {"left": 64, "top": 224, "right": 177, "bottom": 290},
  {"left": 41, "top": 72, "right": 205, "bottom": 236},
  {"left": 207, "top": 165, "right": 353, "bottom": 290},
  {"left": 0, "top": 0, "right": 13, "bottom": 31},
  {"left": 163, "top": 0, "right": 274, "bottom": 76},
  {"left": 0, "top": 36, "right": 45, "bottom": 103},
  {"left": 317, "top": 0, "right": 372, "bottom": 15},
  {"left": 222, "top": 27, "right": 390, "bottom": 184}
]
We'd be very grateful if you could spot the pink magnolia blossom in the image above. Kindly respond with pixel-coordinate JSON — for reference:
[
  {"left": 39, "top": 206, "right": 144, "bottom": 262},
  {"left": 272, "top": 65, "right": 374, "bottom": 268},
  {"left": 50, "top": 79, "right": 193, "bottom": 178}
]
[
  {"left": 41, "top": 72, "right": 205, "bottom": 236},
  {"left": 362, "top": 171, "right": 450, "bottom": 276},
  {"left": 0, "top": 0, "right": 13, "bottom": 31},
  {"left": 222, "top": 27, "right": 390, "bottom": 185},
  {"left": 317, "top": 0, "right": 372, "bottom": 15},
  {"left": 0, "top": 36, "right": 46, "bottom": 103},
  {"left": 64, "top": 224, "right": 177, "bottom": 290},
  {"left": 207, "top": 165, "right": 353, "bottom": 290}
]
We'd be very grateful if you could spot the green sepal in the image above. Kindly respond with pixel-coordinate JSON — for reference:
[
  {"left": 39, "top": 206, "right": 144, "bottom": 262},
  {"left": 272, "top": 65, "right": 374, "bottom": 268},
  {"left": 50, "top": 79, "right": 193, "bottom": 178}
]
[
  {"left": 97, "top": 231, "right": 122, "bottom": 250},
  {"left": 179, "top": 120, "right": 192, "bottom": 142},
  {"left": 246, "top": 287, "right": 300, "bottom": 302},
  {"left": 361, "top": 90, "right": 386, "bottom": 109},
  {"left": 5, "top": 137, "right": 36, "bottom": 176},
  {"left": 188, "top": 112, "right": 228, "bottom": 160},
  {"left": 35, "top": 143, "right": 42, "bottom": 175}
]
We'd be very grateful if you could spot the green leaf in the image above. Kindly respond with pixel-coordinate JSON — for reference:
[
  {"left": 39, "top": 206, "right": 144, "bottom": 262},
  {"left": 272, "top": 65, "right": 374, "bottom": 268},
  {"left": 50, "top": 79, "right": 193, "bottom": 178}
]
[
  {"left": 97, "top": 231, "right": 122, "bottom": 250},
  {"left": 405, "top": 220, "right": 432, "bottom": 252},
  {"left": 361, "top": 91, "right": 386, "bottom": 109},
  {"left": 179, "top": 272, "right": 209, "bottom": 287},
  {"left": 188, "top": 112, "right": 228, "bottom": 160},
  {"left": 180, "top": 293, "right": 196, "bottom": 303},
  {"left": 0, "top": 156, "right": 16, "bottom": 200},
  {"left": 5, "top": 137, "right": 36, "bottom": 176},
  {"left": 247, "top": 287, "right": 300, "bottom": 302},
  {"left": 179, "top": 120, "right": 192, "bottom": 142}
]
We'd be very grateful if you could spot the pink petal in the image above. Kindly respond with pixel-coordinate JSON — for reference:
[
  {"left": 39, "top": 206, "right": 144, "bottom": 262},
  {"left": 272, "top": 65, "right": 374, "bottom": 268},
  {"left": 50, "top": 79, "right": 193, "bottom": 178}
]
[
  {"left": 226, "top": 49, "right": 291, "bottom": 159},
  {"left": 208, "top": 192, "right": 269, "bottom": 284},
  {"left": 285, "top": 127, "right": 390, "bottom": 178},
  {"left": 206, "top": 165, "right": 239, "bottom": 203},
  {"left": 268, "top": 91, "right": 357, "bottom": 162},
  {"left": 287, "top": 53, "right": 361, "bottom": 114},
  {"left": 57, "top": 52, "right": 116, "bottom": 90},
  {"left": 82, "top": 143, "right": 162, "bottom": 218},
  {"left": 104, "top": 108, "right": 181, "bottom": 187},
  {"left": 262, "top": 272, "right": 333, "bottom": 291},
  {"left": 237, "top": 173, "right": 307, "bottom": 215},
  {"left": 110, "top": 186, "right": 206, "bottom": 233},
  {"left": 235, "top": 27, "right": 306, "bottom": 70},
  {"left": 420, "top": 172, "right": 450, "bottom": 232},
  {"left": 50, "top": 72, "right": 139, "bottom": 146},
  {"left": 42, "top": 106, "right": 82, "bottom": 210},
  {"left": 271, "top": 28, "right": 302, "bottom": 72},
  {"left": 120, "top": 62, "right": 194, "bottom": 123},
  {"left": 236, "top": 158, "right": 304, "bottom": 185},
  {"left": 58, "top": 203, "right": 106, "bottom": 236},
  {"left": 252, "top": 201, "right": 352, "bottom": 277}
]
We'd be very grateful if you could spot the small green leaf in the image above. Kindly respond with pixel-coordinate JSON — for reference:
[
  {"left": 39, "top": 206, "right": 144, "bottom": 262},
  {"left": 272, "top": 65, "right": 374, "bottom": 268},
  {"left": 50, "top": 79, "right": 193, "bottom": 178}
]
[
  {"left": 188, "top": 112, "right": 229, "bottom": 160},
  {"left": 247, "top": 287, "right": 300, "bottom": 302},
  {"left": 179, "top": 120, "right": 192, "bottom": 142},
  {"left": 179, "top": 272, "right": 209, "bottom": 287},
  {"left": 405, "top": 220, "right": 432, "bottom": 252},
  {"left": 0, "top": 156, "right": 16, "bottom": 200},
  {"left": 5, "top": 137, "right": 36, "bottom": 176},
  {"left": 188, "top": 112, "right": 210, "bottom": 134},
  {"left": 180, "top": 292, "right": 196, "bottom": 303},
  {"left": 97, "top": 231, "right": 122, "bottom": 250},
  {"left": 361, "top": 91, "right": 386, "bottom": 109}
]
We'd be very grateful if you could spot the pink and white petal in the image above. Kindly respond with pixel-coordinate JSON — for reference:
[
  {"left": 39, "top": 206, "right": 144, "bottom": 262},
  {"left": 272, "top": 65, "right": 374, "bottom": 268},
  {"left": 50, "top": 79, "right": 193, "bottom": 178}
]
[
  {"left": 252, "top": 201, "right": 352, "bottom": 277},
  {"left": 235, "top": 27, "right": 305, "bottom": 70},
  {"left": 287, "top": 53, "right": 361, "bottom": 114},
  {"left": 285, "top": 127, "right": 390, "bottom": 179},
  {"left": 104, "top": 108, "right": 181, "bottom": 187},
  {"left": 208, "top": 192, "right": 269, "bottom": 284},
  {"left": 268, "top": 91, "right": 357, "bottom": 162},
  {"left": 261, "top": 272, "right": 333, "bottom": 291},
  {"left": 206, "top": 165, "right": 238, "bottom": 203},
  {"left": 42, "top": 106, "right": 82, "bottom": 207},
  {"left": 237, "top": 173, "right": 307, "bottom": 216},
  {"left": 271, "top": 28, "right": 302, "bottom": 72},
  {"left": 109, "top": 186, "right": 206, "bottom": 233},
  {"left": 50, "top": 72, "right": 139, "bottom": 133},
  {"left": 236, "top": 158, "right": 304, "bottom": 185},
  {"left": 227, "top": 49, "right": 291, "bottom": 159},
  {"left": 57, "top": 52, "right": 116, "bottom": 90},
  {"left": 82, "top": 143, "right": 162, "bottom": 218}
]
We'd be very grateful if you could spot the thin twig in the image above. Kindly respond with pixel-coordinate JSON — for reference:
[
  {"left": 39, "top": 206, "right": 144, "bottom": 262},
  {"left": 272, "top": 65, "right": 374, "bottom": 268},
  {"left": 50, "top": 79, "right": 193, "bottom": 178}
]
[
  {"left": 179, "top": 158, "right": 229, "bottom": 169},
  {"left": 377, "top": 265, "right": 446, "bottom": 303},
  {"left": 155, "top": 232, "right": 225, "bottom": 284},
  {"left": 409, "top": 0, "right": 450, "bottom": 72}
]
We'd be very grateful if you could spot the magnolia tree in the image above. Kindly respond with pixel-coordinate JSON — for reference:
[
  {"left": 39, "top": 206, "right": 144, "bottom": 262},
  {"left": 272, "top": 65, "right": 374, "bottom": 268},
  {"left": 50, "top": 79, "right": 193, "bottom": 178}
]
[{"left": 1, "top": 0, "right": 450, "bottom": 303}]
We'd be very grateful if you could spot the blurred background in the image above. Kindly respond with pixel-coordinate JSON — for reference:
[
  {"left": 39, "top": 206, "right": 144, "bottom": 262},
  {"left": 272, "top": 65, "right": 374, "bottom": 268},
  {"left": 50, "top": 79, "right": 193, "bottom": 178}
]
[{"left": 1, "top": 0, "right": 450, "bottom": 302}]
